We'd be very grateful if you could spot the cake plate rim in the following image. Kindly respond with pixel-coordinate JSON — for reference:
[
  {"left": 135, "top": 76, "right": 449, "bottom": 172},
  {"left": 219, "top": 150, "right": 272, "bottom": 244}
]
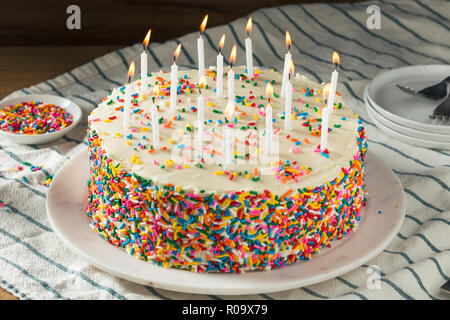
[{"left": 46, "top": 149, "right": 406, "bottom": 296}]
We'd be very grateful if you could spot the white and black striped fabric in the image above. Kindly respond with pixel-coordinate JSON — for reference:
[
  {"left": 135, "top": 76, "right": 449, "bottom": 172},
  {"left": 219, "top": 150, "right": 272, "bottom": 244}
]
[{"left": 0, "top": 0, "right": 449, "bottom": 300}]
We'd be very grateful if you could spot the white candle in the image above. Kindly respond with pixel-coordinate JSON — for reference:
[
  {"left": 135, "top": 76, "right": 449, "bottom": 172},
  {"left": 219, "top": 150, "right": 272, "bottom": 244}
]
[
  {"left": 284, "top": 59, "right": 294, "bottom": 131},
  {"left": 320, "top": 107, "right": 329, "bottom": 151},
  {"left": 151, "top": 104, "right": 159, "bottom": 150},
  {"left": 198, "top": 15, "right": 208, "bottom": 78},
  {"left": 266, "top": 104, "right": 273, "bottom": 156},
  {"left": 321, "top": 83, "right": 331, "bottom": 151},
  {"left": 328, "top": 51, "right": 340, "bottom": 114},
  {"left": 197, "top": 77, "right": 206, "bottom": 157},
  {"left": 281, "top": 31, "right": 292, "bottom": 99},
  {"left": 170, "top": 44, "right": 182, "bottom": 113},
  {"left": 216, "top": 34, "right": 225, "bottom": 98},
  {"left": 140, "top": 30, "right": 151, "bottom": 98},
  {"left": 328, "top": 70, "right": 339, "bottom": 114},
  {"left": 284, "top": 82, "right": 292, "bottom": 131},
  {"left": 227, "top": 69, "right": 235, "bottom": 104},
  {"left": 216, "top": 53, "right": 223, "bottom": 97},
  {"left": 281, "top": 52, "right": 291, "bottom": 98},
  {"left": 123, "top": 61, "right": 135, "bottom": 130},
  {"left": 197, "top": 37, "right": 205, "bottom": 77},
  {"left": 228, "top": 45, "right": 237, "bottom": 105},
  {"left": 123, "top": 83, "right": 132, "bottom": 130},
  {"left": 170, "top": 62, "right": 178, "bottom": 112},
  {"left": 197, "top": 95, "right": 204, "bottom": 146},
  {"left": 140, "top": 51, "right": 147, "bottom": 97},
  {"left": 245, "top": 38, "right": 253, "bottom": 79},
  {"left": 265, "top": 83, "right": 274, "bottom": 156},
  {"left": 245, "top": 17, "right": 253, "bottom": 78}
]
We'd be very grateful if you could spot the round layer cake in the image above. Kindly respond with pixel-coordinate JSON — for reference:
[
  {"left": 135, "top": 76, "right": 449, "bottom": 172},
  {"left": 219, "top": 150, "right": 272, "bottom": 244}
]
[{"left": 86, "top": 66, "right": 367, "bottom": 273}]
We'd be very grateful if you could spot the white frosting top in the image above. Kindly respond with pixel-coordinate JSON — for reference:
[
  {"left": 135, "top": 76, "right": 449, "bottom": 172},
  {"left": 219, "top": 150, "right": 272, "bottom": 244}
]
[{"left": 89, "top": 66, "right": 360, "bottom": 194}]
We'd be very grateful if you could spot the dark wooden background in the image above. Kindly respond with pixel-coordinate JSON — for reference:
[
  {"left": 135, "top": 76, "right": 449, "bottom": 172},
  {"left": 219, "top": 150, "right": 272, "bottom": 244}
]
[{"left": 3, "top": 0, "right": 365, "bottom": 46}]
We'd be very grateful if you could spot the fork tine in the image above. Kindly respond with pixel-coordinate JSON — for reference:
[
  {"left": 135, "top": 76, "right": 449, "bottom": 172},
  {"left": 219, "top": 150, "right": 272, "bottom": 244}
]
[
  {"left": 396, "top": 84, "right": 421, "bottom": 97},
  {"left": 430, "top": 95, "right": 450, "bottom": 119}
]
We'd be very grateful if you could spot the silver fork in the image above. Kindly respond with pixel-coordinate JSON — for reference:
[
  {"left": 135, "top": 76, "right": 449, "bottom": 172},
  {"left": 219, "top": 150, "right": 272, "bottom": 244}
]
[
  {"left": 397, "top": 75, "right": 450, "bottom": 100},
  {"left": 429, "top": 95, "right": 450, "bottom": 120}
]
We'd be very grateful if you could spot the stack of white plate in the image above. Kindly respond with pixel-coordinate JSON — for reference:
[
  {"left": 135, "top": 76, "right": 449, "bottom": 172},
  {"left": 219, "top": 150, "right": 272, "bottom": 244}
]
[{"left": 364, "top": 65, "right": 450, "bottom": 150}]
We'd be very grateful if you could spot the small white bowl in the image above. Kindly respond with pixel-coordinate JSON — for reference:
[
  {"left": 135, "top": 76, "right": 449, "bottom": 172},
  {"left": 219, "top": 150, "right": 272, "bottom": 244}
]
[{"left": 0, "top": 94, "right": 82, "bottom": 145}]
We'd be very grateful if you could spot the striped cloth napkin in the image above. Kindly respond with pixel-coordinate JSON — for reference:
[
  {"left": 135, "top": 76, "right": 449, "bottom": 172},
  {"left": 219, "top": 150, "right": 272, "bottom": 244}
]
[{"left": 0, "top": 0, "right": 449, "bottom": 300}]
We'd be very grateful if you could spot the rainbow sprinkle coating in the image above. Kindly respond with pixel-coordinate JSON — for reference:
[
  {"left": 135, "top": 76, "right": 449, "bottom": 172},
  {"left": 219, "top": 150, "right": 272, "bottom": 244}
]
[
  {"left": 0, "top": 101, "right": 73, "bottom": 135},
  {"left": 86, "top": 122, "right": 367, "bottom": 273}
]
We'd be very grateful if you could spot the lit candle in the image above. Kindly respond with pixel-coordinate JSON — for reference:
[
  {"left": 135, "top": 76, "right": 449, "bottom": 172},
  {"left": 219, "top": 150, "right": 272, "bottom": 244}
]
[
  {"left": 228, "top": 45, "right": 237, "bottom": 105},
  {"left": 140, "top": 29, "right": 151, "bottom": 98},
  {"left": 245, "top": 17, "right": 253, "bottom": 78},
  {"left": 123, "top": 61, "right": 135, "bottom": 131},
  {"left": 197, "top": 14, "right": 208, "bottom": 78},
  {"left": 151, "top": 86, "right": 160, "bottom": 150},
  {"left": 216, "top": 34, "right": 225, "bottom": 97},
  {"left": 284, "top": 58, "right": 294, "bottom": 131},
  {"left": 170, "top": 43, "right": 182, "bottom": 113},
  {"left": 320, "top": 83, "right": 331, "bottom": 151},
  {"left": 266, "top": 83, "right": 274, "bottom": 156},
  {"left": 224, "top": 100, "right": 235, "bottom": 122},
  {"left": 328, "top": 51, "right": 340, "bottom": 114},
  {"left": 197, "top": 76, "right": 206, "bottom": 158},
  {"left": 281, "top": 31, "right": 292, "bottom": 99}
]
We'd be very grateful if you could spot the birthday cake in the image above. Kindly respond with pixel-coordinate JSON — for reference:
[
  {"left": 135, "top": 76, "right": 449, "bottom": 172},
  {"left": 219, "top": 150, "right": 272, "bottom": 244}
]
[{"left": 86, "top": 66, "right": 367, "bottom": 273}]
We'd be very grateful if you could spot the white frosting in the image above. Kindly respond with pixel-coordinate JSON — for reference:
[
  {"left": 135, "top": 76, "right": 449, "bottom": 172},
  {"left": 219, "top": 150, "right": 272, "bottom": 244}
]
[{"left": 89, "top": 66, "right": 359, "bottom": 195}]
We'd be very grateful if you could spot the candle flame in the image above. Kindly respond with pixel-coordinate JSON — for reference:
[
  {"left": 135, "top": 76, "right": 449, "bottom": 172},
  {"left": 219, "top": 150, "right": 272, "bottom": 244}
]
[
  {"left": 198, "top": 75, "right": 207, "bottom": 89},
  {"left": 152, "top": 85, "right": 160, "bottom": 96},
  {"left": 143, "top": 29, "right": 151, "bottom": 50},
  {"left": 285, "top": 31, "right": 292, "bottom": 50},
  {"left": 200, "top": 14, "right": 208, "bottom": 34},
  {"left": 224, "top": 101, "right": 234, "bottom": 119},
  {"left": 128, "top": 61, "right": 135, "bottom": 82},
  {"left": 174, "top": 43, "right": 182, "bottom": 62},
  {"left": 266, "top": 82, "right": 274, "bottom": 102},
  {"left": 332, "top": 51, "right": 340, "bottom": 67},
  {"left": 218, "top": 34, "right": 226, "bottom": 51},
  {"left": 246, "top": 17, "right": 252, "bottom": 36},
  {"left": 230, "top": 45, "right": 237, "bottom": 66},
  {"left": 323, "top": 82, "right": 331, "bottom": 101},
  {"left": 289, "top": 58, "right": 295, "bottom": 76}
]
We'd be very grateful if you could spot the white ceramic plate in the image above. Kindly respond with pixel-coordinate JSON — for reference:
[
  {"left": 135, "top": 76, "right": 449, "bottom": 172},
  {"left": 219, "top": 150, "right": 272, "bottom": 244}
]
[
  {"left": 46, "top": 149, "right": 405, "bottom": 295},
  {"left": 0, "top": 94, "right": 82, "bottom": 145},
  {"left": 366, "top": 96, "right": 450, "bottom": 150},
  {"left": 364, "top": 87, "right": 450, "bottom": 144},
  {"left": 367, "top": 65, "right": 450, "bottom": 134}
]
